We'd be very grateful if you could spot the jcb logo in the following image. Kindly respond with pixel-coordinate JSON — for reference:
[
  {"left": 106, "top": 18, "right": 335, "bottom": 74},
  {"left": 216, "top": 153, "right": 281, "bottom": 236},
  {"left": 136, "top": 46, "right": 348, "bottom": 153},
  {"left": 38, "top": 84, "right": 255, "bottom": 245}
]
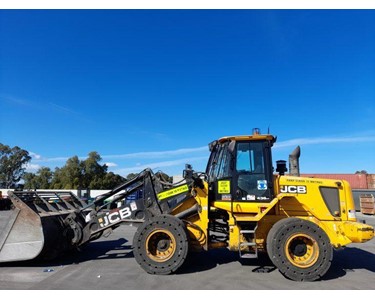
[
  {"left": 280, "top": 185, "right": 307, "bottom": 194},
  {"left": 98, "top": 203, "right": 137, "bottom": 228}
]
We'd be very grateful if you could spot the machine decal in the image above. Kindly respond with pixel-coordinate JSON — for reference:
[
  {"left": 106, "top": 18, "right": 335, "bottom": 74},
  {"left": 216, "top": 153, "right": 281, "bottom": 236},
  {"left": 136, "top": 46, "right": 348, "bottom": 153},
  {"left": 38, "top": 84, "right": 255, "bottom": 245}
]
[
  {"left": 247, "top": 194, "right": 256, "bottom": 201},
  {"left": 257, "top": 180, "right": 268, "bottom": 190},
  {"left": 221, "top": 194, "right": 231, "bottom": 201},
  {"left": 280, "top": 185, "right": 307, "bottom": 194},
  {"left": 157, "top": 184, "right": 189, "bottom": 200},
  {"left": 218, "top": 180, "right": 231, "bottom": 194},
  {"left": 130, "top": 202, "right": 137, "bottom": 211},
  {"left": 99, "top": 202, "right": 138, "bottom": 228}
]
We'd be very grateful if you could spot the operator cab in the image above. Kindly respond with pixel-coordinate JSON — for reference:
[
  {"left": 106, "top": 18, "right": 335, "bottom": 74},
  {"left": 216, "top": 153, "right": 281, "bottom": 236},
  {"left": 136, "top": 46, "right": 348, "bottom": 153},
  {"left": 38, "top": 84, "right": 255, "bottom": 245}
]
[{"left": 206, "top": 131, "right": 275, "bottom": 203}]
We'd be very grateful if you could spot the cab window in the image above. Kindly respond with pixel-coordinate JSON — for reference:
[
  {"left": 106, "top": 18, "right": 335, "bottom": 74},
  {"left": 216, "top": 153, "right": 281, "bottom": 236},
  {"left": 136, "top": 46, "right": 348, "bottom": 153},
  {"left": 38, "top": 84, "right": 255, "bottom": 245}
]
[
  {"left": 235, "top": 141, "right": 270, "bottom": 201},
  {"left": 236, "top": 142, "right": 264, "bottom": 174}
]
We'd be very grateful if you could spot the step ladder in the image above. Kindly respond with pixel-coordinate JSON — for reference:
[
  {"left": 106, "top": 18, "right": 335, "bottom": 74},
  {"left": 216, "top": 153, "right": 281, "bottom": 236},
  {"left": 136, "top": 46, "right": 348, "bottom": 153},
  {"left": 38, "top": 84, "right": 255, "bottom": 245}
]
[{"left": 239, "top": 226, "right": 258, "bottom": 259}]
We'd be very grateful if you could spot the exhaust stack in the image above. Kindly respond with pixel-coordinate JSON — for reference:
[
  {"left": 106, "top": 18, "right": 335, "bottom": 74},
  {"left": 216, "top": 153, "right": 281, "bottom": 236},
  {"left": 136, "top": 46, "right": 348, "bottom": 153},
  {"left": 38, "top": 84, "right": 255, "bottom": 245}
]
[{"left": 289, "top": 146, "right": 301, "bottom": 177}]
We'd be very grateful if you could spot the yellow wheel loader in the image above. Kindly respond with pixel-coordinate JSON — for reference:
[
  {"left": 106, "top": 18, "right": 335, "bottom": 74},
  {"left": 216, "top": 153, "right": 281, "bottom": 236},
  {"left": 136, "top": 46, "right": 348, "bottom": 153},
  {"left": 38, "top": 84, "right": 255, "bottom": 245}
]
[{"left": 0, "top": 130, "right": 373, "bottom": 281}]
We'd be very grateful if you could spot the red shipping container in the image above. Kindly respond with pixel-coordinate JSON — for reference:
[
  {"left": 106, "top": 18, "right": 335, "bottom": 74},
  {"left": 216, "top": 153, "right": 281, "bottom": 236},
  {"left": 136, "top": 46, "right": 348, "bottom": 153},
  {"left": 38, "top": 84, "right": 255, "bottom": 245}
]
[{"left": 301, "top": 174, "right": 369, "bottom": 189}]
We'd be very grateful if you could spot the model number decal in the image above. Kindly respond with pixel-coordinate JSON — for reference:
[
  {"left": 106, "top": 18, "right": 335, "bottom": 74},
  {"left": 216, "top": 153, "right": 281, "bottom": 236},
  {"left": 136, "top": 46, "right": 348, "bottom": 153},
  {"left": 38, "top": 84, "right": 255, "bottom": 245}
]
[{"left": 280, "top": 185, "right": 307, "bottom": 194}]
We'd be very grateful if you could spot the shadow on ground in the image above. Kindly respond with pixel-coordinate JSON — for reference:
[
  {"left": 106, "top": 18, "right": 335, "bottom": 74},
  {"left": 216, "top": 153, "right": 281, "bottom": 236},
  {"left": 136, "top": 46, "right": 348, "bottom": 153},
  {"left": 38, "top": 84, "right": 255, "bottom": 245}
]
[
  {"left": 178, "top": 246, "right": 375, "bottom": 281},
  {"left": 1, "top": 237, "right": 374, "bottom": 282},
  {"left": 322, "top": 247, "right": 375, "bottom": 281},
  {"left": 0, "top": 238, "right": 133, "bottom": 269},
  {"left": 178, "top": 248, "right": 276, "bottom": 275}
]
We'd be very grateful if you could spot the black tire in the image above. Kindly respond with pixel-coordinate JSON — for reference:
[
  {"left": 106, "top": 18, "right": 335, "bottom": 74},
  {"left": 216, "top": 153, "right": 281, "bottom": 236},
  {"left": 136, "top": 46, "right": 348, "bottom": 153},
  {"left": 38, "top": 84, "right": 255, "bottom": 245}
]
[
  {"left": 132, "top": 215, "right": 189, "bottom": 275},
  {"left": 266, "top": 218, "right": 333, "bottom": 281}
]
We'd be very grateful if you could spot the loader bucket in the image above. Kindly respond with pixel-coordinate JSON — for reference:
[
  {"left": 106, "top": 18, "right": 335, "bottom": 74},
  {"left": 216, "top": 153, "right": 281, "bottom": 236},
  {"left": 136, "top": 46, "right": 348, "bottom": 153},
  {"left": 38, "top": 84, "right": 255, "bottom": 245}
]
[{"left": 0, "top": 191, "right": 88, "bottom": 263}]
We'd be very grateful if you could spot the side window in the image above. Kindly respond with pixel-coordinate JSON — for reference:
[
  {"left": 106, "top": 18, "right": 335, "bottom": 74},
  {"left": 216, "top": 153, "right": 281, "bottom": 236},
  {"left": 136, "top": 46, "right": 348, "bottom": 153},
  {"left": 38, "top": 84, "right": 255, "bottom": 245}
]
[
  {"left": 211, "top": 146, "right": 223, "bottom": 179},
  {"left": 210, "top": 143, "right": 231, "bottom": 180},
  {"left": 217, "top": 146, "right": 230, "bottom": 179},
  {"left": 207, "top": 144, "right": 219, "bottom": 181}
]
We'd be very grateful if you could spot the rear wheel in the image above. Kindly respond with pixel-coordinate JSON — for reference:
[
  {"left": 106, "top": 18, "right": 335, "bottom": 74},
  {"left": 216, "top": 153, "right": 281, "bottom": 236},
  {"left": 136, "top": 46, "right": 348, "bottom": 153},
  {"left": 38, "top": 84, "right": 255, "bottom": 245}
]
[
  {"left": 133, "top": 215, "right": 189, "bottom": 274},
  {"left": 266, "top": 218, "right": 333, "bottom": 281}
]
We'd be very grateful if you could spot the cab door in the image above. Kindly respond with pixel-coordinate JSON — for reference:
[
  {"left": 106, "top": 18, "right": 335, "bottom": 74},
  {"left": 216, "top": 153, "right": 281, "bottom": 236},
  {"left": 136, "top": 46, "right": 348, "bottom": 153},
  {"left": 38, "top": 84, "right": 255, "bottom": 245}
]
[
  {"left": 206, "top": 139, "right": 273, "bottom": 203},
  {"left": 234, "top": 141, "right": 273, "bottom": 202}
]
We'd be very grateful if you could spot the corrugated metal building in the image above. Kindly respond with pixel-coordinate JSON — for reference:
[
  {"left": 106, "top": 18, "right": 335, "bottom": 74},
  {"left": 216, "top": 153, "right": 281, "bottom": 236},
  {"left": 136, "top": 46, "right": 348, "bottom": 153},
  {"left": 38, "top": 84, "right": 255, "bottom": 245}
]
[{"left": 301, "top": 174, "right": 370, "bottom": 189}]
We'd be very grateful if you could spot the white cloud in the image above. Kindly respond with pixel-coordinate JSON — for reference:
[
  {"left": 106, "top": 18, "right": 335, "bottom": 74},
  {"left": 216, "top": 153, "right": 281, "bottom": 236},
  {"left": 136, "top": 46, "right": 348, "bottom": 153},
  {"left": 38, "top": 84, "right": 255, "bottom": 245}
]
[
  {"left": 29, "top": 151, "right": 42, "bottom": 160},
  {"left": 104, "top": 162, "right": 118, "bottom": 167},
  {"left": 102, "top": 146, "right": 208, "bottom": 160},
  {"left": 25, "top": 163, "right": 41, "bottom": 172},
  {"left": 28, "top": 134, "right": 375, "bottom": 173},
  {"left": 274, "top": 135, "right": 375, "bottom": 149},
  {"left": 114, "top": 156, "right": 208, "bottom": 175},
  {"left": 33, "top": 156, "right": 73, "bottom": 162},
  {"left": 32, "top": 146, "right": 208, "bottom": 162}
]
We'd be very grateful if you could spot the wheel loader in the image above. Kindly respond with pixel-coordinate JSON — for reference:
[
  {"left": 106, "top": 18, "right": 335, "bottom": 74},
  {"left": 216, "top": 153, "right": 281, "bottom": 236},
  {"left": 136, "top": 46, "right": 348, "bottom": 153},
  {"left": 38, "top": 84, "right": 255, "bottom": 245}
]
[{"left": 0, "top": 130, "right": 373, "bottom": 281}]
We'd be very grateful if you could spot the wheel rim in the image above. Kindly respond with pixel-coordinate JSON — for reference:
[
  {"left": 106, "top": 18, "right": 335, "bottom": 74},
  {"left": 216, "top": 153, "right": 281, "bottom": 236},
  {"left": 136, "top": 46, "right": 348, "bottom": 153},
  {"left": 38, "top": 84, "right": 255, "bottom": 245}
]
[
  {"left": 145, "top": 229, "right": 176, "bottom": 262},
  {"left": 285, "top": 233, "right": 319, "bottom": 268}
]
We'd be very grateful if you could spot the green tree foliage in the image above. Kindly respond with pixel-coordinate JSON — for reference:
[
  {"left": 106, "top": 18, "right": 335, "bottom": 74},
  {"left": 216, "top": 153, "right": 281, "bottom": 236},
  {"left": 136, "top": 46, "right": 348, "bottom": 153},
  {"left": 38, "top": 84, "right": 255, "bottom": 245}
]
[
  {"left": 102, "top": 172, "right": 126, "bottom": 189},
  {"left": 81, "top": 152, "right": 108, "bottom": 189},
  {"left": 0, "top": 143, "right": 31, "bottom": 188},
  {"left": 39, "top": 152, "right": 126, "bottom": 190},
  {"left": 54, "top": 156, "right": 83, "bottom": 189},
  {"left": 24, "top": 167, "right": 53, "bottom": 189},
  {"left": 50, "top": 167, "right": 63, "bottom": 189},
  {"left": 156, "top": 171, "right": 173, "bottom": 183},
  {"left": 23, "top": 172, "right": 38, "bottom": 189},
  {"left": 20, "top": 149, "right": 173, "bottom": 190},
  {"left": 355, "top": 170, "right": 368, "bottom": 174},
  {"left": 126, "top": 173, "right": 138, "bottom": 181}
]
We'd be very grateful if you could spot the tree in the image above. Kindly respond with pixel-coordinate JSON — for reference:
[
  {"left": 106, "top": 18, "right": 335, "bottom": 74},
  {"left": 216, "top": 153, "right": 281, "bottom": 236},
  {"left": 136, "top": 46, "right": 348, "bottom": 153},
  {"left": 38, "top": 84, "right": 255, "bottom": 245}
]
[
  {"left": 156, "top": 171, "right": 173, "bottom": 183},
  {"left": 23, "top": 172, "right": 38, "bottom": 189},
  {"left": 81, "top": 151, "right": 108, "bottom": 189},
  {"left": 49, "top": 152, "right": 125, "bottom": 190},
  {"left": 102, "top": 172, "right": 126, "bottom": 189},
  {"left": 355, "top": 170, "right": 368, "bottom": 174},
  {"left": 51, "top": 156, "right": 83, "bottom": 189},
  {"left": 18, "top": 148, "right": 129, "bottom": 190},
  {"left": 126, "top": 173, "right": 138, "bottom": 181},
  {"left": 24, "top": 167, "right": 53, "bottom": 189},
  {"left": 37, "top": 167, "right": 53, "bottom": 188},
  {"left": 50, "top": 167, "right": 63, "bottom": 189},
  {"left": 0, "top": 143, "right": 31, "bottom": 188}
]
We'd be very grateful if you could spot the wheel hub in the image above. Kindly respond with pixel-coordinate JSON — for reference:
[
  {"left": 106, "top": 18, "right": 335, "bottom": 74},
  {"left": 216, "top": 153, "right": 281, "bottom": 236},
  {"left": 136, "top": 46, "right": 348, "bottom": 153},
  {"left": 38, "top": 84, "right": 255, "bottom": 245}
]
[
  {"left": 157, "top": 239, "right": 170, "bottom": 251},
  {"left": 145, "top": 229, "right": 176, "bottom": 262},
  {"left": 290, "top": 239, "right": 308, "bottom": 256},
  {"left": 285, "top": 233, "right": 319, "bottom": 268}
]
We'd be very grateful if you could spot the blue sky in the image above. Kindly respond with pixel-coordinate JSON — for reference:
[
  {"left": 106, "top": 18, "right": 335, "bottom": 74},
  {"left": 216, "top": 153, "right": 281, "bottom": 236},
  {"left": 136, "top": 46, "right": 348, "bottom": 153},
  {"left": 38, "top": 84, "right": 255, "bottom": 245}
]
[{"left": 0, "top": 9, "right": 374, "bottom": 177}]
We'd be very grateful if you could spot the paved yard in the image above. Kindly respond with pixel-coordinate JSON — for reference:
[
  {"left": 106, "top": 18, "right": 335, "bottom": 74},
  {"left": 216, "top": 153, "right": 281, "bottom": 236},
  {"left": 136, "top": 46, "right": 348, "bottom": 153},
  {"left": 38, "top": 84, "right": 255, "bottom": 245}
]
[{"left": 0, "top": 213, "right": 374, "bottom": 290}]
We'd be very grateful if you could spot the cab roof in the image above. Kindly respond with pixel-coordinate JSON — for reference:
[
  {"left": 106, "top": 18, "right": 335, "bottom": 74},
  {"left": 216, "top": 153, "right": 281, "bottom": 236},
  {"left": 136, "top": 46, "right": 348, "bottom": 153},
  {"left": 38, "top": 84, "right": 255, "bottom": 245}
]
[{"left": 217, "top": 134, "right": 276, "bottom": 144}]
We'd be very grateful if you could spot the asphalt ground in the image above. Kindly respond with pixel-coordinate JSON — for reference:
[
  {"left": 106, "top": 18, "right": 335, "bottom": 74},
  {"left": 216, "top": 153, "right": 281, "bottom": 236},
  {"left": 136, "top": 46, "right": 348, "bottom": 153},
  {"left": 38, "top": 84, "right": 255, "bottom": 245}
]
[{"left": 0, "top": 213, "right": 374, "bottom": 291}]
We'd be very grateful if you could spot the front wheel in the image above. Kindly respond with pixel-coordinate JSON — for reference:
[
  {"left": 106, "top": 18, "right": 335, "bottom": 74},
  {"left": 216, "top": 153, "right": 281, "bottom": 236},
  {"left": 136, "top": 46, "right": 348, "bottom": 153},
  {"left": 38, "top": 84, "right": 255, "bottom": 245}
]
[
  {"left": 266, "top": 218, "right": 333, "bottom": 281},
  {"left": 133, "top": 215, "right": 189, "bottom": 274}
]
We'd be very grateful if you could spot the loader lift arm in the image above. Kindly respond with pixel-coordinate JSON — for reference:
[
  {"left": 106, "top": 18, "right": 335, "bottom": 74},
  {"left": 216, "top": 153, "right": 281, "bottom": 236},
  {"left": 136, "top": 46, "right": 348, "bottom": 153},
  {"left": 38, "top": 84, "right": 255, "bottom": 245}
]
[
  {"left": 65, "top": 166, "right": 204, "bottom": 247},
  {"left": 3, "top": 165, "right": 203, "bottom": 262}
]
